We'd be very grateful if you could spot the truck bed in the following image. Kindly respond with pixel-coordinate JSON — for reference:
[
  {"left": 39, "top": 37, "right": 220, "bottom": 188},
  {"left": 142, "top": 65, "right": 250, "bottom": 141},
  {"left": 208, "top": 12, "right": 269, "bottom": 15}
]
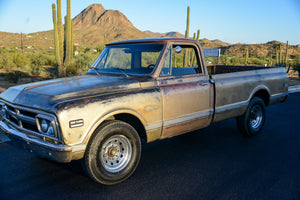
[
  {"left": 207, "top": 65, "right": 267, "bottom": 75},
  {"left": 208, "top": 66, "right": 288, "bottom": 122}
]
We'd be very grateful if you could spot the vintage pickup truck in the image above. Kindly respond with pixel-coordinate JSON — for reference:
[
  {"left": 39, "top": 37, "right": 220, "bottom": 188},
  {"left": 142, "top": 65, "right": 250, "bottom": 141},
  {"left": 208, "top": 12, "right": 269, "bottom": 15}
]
[{"left": 0, "top": 38, "right": 288, "bottom": 185}]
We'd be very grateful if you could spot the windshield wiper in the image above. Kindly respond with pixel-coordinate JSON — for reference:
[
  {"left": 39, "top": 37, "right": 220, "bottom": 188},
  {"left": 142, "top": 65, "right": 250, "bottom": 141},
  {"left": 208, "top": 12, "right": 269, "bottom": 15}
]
[
  {"left": 109, "top": 67, "right": 129, "bottom": 77},
  {"left": 89, "top": 67, "right": 100, "bottom": 75}
]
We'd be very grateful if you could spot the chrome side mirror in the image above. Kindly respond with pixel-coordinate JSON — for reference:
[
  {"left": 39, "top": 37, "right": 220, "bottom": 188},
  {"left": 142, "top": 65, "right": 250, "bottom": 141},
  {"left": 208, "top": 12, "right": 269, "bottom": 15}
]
[{"left": 174, "top": 46, "right": 182, "bottom": 54}]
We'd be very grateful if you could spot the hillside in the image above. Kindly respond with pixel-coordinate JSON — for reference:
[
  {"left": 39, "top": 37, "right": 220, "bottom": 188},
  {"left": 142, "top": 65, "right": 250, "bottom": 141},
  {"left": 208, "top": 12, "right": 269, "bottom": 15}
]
[
  {"left": 0, "top": 4, "right": 149, "bottom": 50},
  {"left": 0, "top": 31, "right": 54, "bottom": 50},
  {"left": 144, "top": 30, "right": 185, "bottom": 38},
  {"left": 0, "top": 3, "right": 299, "bottom": 58},
  {"left": 221, "top": 41, "right": 300, "bottom": 58}
]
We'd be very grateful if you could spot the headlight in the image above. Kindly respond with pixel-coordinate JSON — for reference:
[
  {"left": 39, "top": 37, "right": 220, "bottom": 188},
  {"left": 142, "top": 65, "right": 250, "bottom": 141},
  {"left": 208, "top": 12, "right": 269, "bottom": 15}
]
[
  {"left": 41, "top": 119, "right": 49, "bottom": 132},
  {"left": 36, "top": 114, "right": 57, "bottom": 138}
]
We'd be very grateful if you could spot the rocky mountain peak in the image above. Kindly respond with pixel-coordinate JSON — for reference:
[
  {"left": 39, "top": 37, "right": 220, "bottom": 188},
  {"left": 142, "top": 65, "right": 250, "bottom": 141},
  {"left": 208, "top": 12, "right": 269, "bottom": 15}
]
[{"left": 73, "top": 3, "right": 133, "bottom": 29}]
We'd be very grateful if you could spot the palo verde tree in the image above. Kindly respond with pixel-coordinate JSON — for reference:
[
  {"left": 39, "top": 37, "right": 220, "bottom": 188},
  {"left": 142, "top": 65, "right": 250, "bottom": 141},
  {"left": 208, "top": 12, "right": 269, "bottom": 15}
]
[{"left": 52, "top": 0, "right": 73, "bottom": 77}]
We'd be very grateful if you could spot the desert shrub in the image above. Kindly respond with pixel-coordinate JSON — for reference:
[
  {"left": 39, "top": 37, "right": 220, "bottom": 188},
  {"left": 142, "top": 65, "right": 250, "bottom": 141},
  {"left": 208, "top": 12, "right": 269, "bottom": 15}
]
[
  {"left": 66, "top": 64, "right": 78, "bottom": 76},
  {"left": 249, "top": 58, "right": 266, "bottom": 66},
  {"left": 13, "top": 53, "right": 31, "bottom": 68},
  {"left": 0, "top": 53, "right": 16, "bottom": 69},
  {"left": 73, "top": 51, "right": 98, "bottom": 74},
  {"left": 30, "top": 53, "right": 49, "bottom": 66}
]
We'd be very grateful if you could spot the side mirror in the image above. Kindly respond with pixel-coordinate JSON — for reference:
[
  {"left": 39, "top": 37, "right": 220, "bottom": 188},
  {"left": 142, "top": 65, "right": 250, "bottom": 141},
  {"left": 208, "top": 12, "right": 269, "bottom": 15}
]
[{"left": 174, "top": 46, "right": 182, "bottom": 54}]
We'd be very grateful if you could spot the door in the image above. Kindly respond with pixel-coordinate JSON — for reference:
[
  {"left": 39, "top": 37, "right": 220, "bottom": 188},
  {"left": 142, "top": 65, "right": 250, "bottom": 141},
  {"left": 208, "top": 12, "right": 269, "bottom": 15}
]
[{"left": 158, "top": 44, "right": 213, "bottom": 138}]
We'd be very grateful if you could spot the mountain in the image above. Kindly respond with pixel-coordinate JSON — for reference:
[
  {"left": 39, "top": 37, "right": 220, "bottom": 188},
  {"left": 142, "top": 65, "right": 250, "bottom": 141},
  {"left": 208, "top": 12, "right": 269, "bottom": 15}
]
[
  {"left": 72, "top": 4, "right": 149, "bottom": 47},
  {"left": 199, "top": 38, "right": 223, "bottom": 48},
  {"left": 211, "top": 39, "right": 231, "bottom": 46},
  {"left": 144, "top": 30, "right": 184, "bottom": 38},
  {"left": 0, "top": 4, "right": 299, "bottom": 58}
]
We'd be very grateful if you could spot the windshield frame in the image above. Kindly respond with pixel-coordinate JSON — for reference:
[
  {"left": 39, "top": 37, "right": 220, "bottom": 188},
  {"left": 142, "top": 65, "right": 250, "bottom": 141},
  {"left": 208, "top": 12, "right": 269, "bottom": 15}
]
[{"left": 87, "top": 43, "right": 166, "bottom": 77}]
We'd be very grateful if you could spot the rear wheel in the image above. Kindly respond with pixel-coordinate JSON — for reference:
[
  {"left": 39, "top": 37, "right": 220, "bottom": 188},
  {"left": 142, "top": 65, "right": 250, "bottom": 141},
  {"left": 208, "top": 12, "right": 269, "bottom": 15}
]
[
  {"left": 236, "top": 97, "right": 266, "bottom": 136},
  {"left": 84, "top": 120, "right": 141, "bottom": 185}
]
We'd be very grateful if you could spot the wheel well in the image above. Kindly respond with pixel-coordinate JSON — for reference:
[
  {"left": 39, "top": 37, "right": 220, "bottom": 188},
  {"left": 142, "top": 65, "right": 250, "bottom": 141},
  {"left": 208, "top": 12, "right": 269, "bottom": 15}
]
[
  {"left": 253, "top": 90, "right": 270, "bottom": 106},
  {"left": 114, "top": 113, "right": 147, "bottom": 142}
]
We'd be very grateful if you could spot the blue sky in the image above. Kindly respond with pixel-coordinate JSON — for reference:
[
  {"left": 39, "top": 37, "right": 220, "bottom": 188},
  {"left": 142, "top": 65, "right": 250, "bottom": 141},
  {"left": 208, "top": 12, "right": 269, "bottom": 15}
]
[{"left": 0, "top": 0, "right": 299, "bottom": 44}]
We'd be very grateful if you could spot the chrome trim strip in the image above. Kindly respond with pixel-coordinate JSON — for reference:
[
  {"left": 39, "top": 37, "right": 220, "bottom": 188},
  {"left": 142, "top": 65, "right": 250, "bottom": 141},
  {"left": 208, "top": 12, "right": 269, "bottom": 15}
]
[
  {"left": 270, "top": 92, "right": 288, "bottom": 100},
  {"left": 215, "top": 100, "right": 248, "bottom": 114},
  {"left": 163, "top": 109, "right": 212, "bottom": 128},
  {"left": 0, "top": 120, "right": 78, "bottom": 163},
  {"left": 18, "top": 114, "right": 36, "bottom": 125},
  {"left": 0, "top": 100, "right": 61, "bottom": 141},
  {"left": 145, "top": 121, "right": 162, "bottom": 132},
  {"left": 0, "top": 121, "right": 70, "bottom": 152},
  {"left": 145, "top": 109, "right": 211, "bottom": 131},
  {"left": 289, "top": 85, "right": 300, "bottom": 93}
]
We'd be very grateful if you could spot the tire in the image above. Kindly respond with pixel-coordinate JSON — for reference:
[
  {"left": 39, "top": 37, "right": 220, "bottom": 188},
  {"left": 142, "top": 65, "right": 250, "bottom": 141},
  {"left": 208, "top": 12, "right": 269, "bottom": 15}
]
[
  {"left": 83, "top": 120, "right": 141, "bottom": 185},
  {"left": 236, "top": 97, "right": 266, "bottom": 136}
]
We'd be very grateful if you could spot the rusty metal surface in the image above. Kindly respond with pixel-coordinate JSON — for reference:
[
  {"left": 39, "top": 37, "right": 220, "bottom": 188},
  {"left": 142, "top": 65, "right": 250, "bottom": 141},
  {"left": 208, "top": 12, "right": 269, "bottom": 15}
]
[
  {"left": 157, "top": 74, "right": 213, "bottom": 138},
  {"left": 212, "top": 67, "right": 288, "bottom": 122}
]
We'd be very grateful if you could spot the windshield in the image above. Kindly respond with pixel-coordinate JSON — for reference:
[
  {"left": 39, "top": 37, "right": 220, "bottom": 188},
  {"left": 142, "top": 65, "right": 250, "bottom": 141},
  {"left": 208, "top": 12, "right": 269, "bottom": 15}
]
[{"left": 87, "top": 43, "right": 165, "bottom": 76}]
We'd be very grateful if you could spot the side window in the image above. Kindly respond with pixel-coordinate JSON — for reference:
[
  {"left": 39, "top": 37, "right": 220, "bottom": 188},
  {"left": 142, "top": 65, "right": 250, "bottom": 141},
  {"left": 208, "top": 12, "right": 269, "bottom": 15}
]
[
  {"left": 172, "top": 45, "right": 202, "bottom": 75},
  {"left": 160, "top": 48, "right": 171, "bottom": 76}
]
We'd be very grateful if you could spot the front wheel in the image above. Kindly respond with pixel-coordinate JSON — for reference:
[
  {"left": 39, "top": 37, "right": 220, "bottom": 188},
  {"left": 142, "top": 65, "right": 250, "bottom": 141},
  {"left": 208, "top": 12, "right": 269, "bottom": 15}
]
[
  {"left": 83, "top": 120, "right": 141, "bottom": 185},
  {"left": 236, "top": 97, "right": 266, "bottom": 136}
]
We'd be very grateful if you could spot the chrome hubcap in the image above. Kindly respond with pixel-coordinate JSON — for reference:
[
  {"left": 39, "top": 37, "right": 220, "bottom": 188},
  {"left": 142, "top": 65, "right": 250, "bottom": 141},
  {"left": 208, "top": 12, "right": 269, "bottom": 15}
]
[
  {"left": 249, "top": 105, "right": 263, "bottom": 129},
  {"left": 100, "top": 135, "right": 132, "bottom": 173}
]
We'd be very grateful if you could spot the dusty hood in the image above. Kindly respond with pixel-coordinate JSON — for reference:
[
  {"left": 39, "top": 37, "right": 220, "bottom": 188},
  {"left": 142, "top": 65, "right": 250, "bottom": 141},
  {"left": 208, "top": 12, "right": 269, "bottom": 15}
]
[{"left": 0, "top": 75, "right": 141, "bottom": 111}]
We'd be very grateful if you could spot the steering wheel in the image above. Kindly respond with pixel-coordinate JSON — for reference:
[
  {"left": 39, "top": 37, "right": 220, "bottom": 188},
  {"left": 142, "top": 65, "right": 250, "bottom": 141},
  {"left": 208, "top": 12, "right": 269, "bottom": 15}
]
[{"left": 147, "top": 64, "right": 155, "bottom": 69}]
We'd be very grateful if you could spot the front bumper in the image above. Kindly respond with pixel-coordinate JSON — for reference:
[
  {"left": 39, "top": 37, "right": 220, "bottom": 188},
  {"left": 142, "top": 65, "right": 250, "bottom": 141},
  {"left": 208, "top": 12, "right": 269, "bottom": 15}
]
[{"left": 0, "top": 121, "right": 85, "bottom": 163}]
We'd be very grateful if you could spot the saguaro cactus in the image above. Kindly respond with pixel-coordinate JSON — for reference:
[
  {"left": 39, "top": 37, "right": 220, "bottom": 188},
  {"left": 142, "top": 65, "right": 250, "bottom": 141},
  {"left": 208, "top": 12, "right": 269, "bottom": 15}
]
[
  {"left": 276, "top": 47, "right": 279, "bottom": 66},
  {"left": 196, "top": 29, "right": 200, "bottom": 41},
  {"left": 269, "top": 55, "right": 273, "bottom": 67},
  {"left": 52, "top": 0, "right": 73, "bottom": 77},
  {"left": 52, "top": 4, "right": 62, "bottom": 68},
  {"left": 57, "top": 0, "right": 63, "bottom": 65},
  {"left": 285, "top": 41, "right": 289, "bottom": 67},
  {"left": 183, "top": 6, "right": 190, "bottom": 67},
  {"left": 279, "top": 45, "right": 282, "bottom": 66},
  {"left": 185, "top": 6, "right": 190, "bottom": 39},
  {"left": 64, "top": 0, "right": 72, "bottom": 66}
]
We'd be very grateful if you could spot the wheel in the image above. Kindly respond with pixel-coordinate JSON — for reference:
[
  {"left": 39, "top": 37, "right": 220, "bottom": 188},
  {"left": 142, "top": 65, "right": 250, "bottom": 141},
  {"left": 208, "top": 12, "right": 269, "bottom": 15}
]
[
  {"left": 236, "top": 97, "right": 266, "bottom": 136},
  {"left": 83, "top": 120, "right": 141, "bottom": 185}
]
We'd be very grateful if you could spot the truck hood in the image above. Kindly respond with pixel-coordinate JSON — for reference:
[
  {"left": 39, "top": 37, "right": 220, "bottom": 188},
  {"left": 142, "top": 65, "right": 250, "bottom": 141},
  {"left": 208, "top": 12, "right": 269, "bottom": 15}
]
[{"left": 0, "top": 75, "right": 141, "bottom": 111}]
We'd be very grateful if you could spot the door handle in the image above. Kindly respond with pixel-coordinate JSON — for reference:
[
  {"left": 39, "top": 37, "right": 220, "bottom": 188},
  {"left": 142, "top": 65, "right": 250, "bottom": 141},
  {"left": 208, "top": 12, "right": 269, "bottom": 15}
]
[{"left": 199, "top": 81, "right": 209, "bottom": 86}]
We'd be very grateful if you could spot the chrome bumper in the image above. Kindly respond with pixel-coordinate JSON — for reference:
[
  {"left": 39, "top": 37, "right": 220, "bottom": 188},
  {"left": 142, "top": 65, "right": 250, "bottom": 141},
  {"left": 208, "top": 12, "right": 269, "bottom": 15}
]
[{"left": 0, "top": 121, "right": 85, "bottom": 163}]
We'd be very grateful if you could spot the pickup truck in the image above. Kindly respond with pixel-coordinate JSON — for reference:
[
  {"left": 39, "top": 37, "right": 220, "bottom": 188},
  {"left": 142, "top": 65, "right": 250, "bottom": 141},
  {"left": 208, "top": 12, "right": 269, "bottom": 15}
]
[{"left": 0, "top": 38, "right": 288, "bottom": 185}]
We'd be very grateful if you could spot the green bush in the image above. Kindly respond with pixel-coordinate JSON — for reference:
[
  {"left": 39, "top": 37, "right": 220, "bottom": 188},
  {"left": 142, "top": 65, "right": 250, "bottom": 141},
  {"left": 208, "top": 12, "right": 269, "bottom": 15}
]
[
  {"left": 0, "top": 53, "right": 16, "bottom": 69},
  {"left": 13, "top": 53, "right": 31, "bottom": 68},
  {"left": 72, "top": 51, "right": 98, "bottom": 74}
]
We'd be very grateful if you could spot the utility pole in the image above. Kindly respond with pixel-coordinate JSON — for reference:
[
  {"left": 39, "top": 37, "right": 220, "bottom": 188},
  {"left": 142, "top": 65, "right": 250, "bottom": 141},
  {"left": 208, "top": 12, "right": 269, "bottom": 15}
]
[{"left": 20, "top": 32, "right": 24, "bottom": 53}]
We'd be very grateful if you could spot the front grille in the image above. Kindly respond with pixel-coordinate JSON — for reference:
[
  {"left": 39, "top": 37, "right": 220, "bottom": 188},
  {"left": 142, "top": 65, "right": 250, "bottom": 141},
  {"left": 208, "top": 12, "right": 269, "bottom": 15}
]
[{"left": 0, "top": 101, "right": 59, "bottom": 141}]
